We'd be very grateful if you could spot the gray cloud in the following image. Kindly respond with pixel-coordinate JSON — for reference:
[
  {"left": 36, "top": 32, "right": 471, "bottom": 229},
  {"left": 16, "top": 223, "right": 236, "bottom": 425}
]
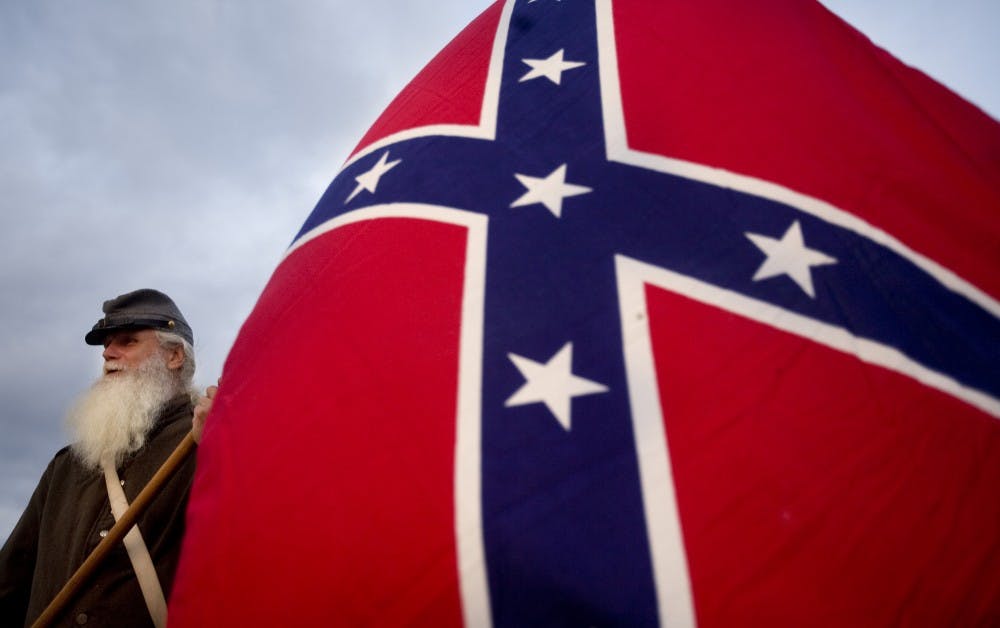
[{"left": 0, "top": 0, "right": 484, "bottom": 539}]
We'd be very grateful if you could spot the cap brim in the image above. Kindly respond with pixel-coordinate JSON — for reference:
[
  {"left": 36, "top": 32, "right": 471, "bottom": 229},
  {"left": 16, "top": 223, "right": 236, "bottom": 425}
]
[{"left": 85, "top": 323, "right": 153, "bottom": 346}]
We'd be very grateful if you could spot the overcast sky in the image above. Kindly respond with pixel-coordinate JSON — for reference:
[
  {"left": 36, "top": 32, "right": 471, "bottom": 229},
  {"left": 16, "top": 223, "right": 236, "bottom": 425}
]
[{"left": 1, "top": 1, "right": 997, "bottom": 541}]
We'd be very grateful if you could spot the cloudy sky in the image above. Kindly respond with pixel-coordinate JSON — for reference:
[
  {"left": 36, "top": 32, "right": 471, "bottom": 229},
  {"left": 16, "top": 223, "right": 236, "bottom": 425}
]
[{"left": 1, "top": 1, "right": 997, "bottom": 541}]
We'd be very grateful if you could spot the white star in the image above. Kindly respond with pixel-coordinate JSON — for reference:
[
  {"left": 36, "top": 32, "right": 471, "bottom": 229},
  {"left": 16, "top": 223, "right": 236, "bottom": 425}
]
[
  {"left": 510, "top": 164, "right": 592, "bottom": 217},
  {"left": 505, "top": 342, "right": 608, "bottom": 431},
  {"left": 519, "top": 49, "right": 586, "bottom": 85},
  {"left": 745, "top": 220, "right": 837, "bottom": 298},
  {"left": 345, "top": 151, "right": 401, "bottom": 203}
]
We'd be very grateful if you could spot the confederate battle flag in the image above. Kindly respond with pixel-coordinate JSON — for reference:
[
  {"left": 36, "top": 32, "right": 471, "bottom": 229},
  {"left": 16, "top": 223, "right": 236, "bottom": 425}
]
[{"left": 170, "top": 1, "right": 1000, "bottom": 625}]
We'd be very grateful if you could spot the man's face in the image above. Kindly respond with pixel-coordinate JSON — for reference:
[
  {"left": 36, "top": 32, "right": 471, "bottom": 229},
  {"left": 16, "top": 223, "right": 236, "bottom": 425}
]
[{"left": 101, "top": 329, "right": 166, "bottom": 377}]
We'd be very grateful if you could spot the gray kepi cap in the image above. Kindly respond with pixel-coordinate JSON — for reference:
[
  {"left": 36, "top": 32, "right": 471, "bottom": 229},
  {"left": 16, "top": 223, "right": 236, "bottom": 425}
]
[{"left": 85, "top": 288, "right": 193, "bottom": 347}]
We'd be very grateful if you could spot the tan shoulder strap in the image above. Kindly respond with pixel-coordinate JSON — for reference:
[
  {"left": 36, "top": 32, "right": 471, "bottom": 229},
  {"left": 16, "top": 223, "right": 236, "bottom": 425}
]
[{"left": 102, "top": 456, "right": 168, "bottom": 628}]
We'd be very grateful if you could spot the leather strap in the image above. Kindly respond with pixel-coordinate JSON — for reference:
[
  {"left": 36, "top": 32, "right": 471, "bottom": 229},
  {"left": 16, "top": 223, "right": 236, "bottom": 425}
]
[{"left": 102, "top": 456, "right": 168, "bottom": 628}]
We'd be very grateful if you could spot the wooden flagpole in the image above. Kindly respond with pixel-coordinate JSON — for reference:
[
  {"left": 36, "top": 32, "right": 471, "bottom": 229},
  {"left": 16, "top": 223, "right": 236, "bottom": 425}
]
[{"left": 31, "top": 432, "right": 197, "bottom": 628}]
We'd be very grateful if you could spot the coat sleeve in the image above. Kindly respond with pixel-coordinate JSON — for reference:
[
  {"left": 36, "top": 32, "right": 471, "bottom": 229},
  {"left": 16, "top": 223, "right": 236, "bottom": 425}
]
[{"left": 0, "top": 457, "right": 54, "bottom": 627}]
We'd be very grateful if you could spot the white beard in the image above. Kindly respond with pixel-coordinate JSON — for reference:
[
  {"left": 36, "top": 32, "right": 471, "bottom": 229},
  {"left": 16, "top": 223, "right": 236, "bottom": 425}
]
[{"left": 67, "top": 353, "right": 183, "bottom": 471}]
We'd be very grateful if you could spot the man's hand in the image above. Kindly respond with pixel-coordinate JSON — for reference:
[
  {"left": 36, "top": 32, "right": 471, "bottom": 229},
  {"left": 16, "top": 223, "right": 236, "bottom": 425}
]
[{"left": 192, "top": 384, "right": 218, "bottom": 444}]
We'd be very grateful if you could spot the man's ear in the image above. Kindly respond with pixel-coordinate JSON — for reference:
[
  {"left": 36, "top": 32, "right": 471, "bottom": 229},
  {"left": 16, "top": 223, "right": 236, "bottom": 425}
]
[{"left": 166, "top": 345, "right": 185, "bottom": 371}]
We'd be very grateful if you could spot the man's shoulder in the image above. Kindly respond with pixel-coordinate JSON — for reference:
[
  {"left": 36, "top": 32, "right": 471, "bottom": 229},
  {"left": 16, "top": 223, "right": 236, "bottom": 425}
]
[
  {"left": 42, "top": 445, "right": 94, "bottom": 488},
  {"left": 161, "top": 393, "right": 195, "bottom": 423},
  {"left": 142, "top": 393, "right": 193, "bottom": 441},
  {"left": 126, "top": 396, "right": 196, "bottom": 487},
  {"left": 48, "top": 445, "right": 77, "bottom": 470},
  {"left": 139, "top": 394, "right": 195, "bottom": 460}
]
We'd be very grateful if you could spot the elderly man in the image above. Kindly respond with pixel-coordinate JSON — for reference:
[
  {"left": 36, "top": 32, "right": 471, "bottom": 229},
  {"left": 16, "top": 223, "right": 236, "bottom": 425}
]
[{"left": 0, "top": 289, "right": 208, "bottom": 627}]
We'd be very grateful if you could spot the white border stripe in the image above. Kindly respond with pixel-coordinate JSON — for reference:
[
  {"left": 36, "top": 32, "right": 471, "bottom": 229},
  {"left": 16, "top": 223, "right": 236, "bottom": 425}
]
[
  {"left": 616, "top": 256, "right": 698, "bottom": 628},
  {"left": 287, "top": 204, "right": 492, "bottom": 627},
  {"left": 454, "top": 210, "right": 492, "bottom": 628},
  {"left": 341, "top": 0, "right": 515, "bottom": 170},
  {"left": 617, "top": 254, "right": 1000, "bottom": 418},
  {"left": 595, "top": 0, "right": 1000, "bottom": 320}
]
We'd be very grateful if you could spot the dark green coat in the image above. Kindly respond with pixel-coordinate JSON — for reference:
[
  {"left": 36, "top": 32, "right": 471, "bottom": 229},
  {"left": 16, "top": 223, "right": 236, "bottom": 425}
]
[{"left": 0, "top": 396, "right": 196, "bottom": 627}]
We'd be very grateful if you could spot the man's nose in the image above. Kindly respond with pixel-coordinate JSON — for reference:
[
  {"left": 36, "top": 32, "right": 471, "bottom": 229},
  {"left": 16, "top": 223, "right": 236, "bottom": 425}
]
[{"left": 103, "top": 344, "right": 119, "bottom": 361}]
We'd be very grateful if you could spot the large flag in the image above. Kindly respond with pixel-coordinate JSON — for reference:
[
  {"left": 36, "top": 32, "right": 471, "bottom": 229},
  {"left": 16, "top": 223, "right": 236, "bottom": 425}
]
[{"left": 170, "top": 1, "right": 1000, "bottom": 625}]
